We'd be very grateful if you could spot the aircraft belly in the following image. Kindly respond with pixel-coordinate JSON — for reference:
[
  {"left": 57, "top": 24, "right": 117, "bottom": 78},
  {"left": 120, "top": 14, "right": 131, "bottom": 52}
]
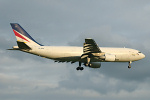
[
  {"left": 48, "top": 52, "right": 81, "bottom": 62},
  {"left": 41, "top": 48, "right": 82, "bottom": 61}
]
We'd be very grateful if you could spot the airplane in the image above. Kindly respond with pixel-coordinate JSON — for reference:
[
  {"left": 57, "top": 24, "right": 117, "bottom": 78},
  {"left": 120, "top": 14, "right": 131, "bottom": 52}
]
[{"left": 8, "top": 23, "right": 145, "bottom": 70}]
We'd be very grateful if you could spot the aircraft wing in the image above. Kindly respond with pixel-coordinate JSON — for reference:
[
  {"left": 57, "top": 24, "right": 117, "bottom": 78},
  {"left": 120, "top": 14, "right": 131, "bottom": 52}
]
[
  {"left": 84, "top": 38, "right": 101, "bottom": 53},
  {"left": 81, "top": 38, "right": 102, "bottom": 59}
]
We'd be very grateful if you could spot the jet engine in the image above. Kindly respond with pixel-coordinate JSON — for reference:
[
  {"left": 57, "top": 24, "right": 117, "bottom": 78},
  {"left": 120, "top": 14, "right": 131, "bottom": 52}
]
[
  {"left": 105, "top": 53, "right": 116, "bottom": 61},
  {"left": 89, "top": 62, "right": 101, "bottom": 68}
]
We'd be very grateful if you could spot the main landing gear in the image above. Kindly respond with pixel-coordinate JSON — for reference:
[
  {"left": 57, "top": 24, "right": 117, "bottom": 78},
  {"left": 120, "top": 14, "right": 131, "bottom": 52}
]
[
  {"left": 76, "top": 62, "right": 84, "bottom": 71},
  {"left": 128, "top": 61, "right": 132, "bottom": 69},
  {"left": 76, "top": 57, "right": 91, "bottom": 71}
]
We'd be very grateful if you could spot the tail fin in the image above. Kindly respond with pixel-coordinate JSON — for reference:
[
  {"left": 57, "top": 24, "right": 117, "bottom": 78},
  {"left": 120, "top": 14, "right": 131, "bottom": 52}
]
[{"left": 10, "top": 23, "right": 43, "bottom": 48}]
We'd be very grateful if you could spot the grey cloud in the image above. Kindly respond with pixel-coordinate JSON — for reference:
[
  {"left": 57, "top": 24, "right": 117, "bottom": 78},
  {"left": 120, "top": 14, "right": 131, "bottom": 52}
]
[{"left": 68, "top": 25, "right": 131, "bottom": 47}]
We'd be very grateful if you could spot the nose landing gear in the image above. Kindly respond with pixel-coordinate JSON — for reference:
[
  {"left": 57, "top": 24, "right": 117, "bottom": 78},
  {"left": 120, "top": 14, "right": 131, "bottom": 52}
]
[{"left": 128, "top": 61, "right": 132, "bottom": 69}]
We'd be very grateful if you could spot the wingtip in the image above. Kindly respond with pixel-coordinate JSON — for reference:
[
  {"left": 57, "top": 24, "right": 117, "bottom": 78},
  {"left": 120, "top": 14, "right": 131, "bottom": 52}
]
[
  {"left": 10, "top": 23, "right": 19, "bottom": 26},
  {"left": 85, "top": 38, "right": 92, "bottom": 39},
  {"left": 85, "top": 38, "right": 93, "bottom": 40}
]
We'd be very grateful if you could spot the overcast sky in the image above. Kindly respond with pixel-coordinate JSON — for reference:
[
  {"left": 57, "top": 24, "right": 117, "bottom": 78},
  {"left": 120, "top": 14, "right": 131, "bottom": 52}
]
[{"left": 1, "top": 0, "right": 150, "bottom": 100}]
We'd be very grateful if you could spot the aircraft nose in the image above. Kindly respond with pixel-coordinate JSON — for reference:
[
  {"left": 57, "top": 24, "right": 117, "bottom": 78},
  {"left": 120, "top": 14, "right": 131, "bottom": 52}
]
[{"left": 141, "top": 53, "right": 145, "bottom": 59}]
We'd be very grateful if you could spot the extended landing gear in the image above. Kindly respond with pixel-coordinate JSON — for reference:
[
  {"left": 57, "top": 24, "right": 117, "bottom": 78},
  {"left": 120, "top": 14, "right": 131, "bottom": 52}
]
[
  {"left": 76, "top": 67, "right": 84, "bottom": 70},
  {"left": 86, "top": 57, "right": 91, "bottom": 67},
  {"left": 76, "top": 57, "right": 92, "bottom": 70},
  {"left": 76, "top": 62, "right": 84, "bottom": 71},
  {"left": 128, "top": 61, "right": 132, "bottom": 69}
]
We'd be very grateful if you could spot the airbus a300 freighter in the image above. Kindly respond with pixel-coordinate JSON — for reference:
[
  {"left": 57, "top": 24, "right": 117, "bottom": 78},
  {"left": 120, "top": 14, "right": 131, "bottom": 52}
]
[{"left": 8, "top": 23, "right": 145, "bottom": 70}]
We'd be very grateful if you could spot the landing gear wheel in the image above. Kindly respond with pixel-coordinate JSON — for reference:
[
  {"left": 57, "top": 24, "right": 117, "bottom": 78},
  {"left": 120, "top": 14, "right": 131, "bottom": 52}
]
[
  {"left": 128, "top": 66, "right": 131, "bottom": 69},
  {"left": 128, "top": 61, "right": 132, "bottom": 69},
  {"left": 80, "top": 67, "right": 84, "bottom": 70},
  {"left": 88, "top": 63, "right": 92, "bottom": 67},
  {"left": 85, "top": 63, "right": 88, "bottom": 66},
  {"left": 76, "top": 67, "right": 84, "bottom": 71},
  {"left": 85, "top": 63, "right": 92, "bottom": 67},
  {"left": 76, "top": 67, "right": 80, "bottom": 70}
]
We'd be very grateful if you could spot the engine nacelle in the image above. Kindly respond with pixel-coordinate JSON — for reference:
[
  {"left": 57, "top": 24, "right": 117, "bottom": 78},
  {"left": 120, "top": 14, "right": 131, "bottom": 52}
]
[
  {"left": 89, "top": 62, "right": 101, "bottom": 68},
  {"left": 105, "top": 53, "right": 116, "bottom": 61}
]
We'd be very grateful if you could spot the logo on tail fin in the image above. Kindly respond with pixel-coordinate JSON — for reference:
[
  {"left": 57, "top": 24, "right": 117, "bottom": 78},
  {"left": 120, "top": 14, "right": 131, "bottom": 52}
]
[
  {"left": 10, "top": 23, "right": 43, "bottom": 46},
  {"left": 13, "top": 29, "right": 30, "bottom": 42}
]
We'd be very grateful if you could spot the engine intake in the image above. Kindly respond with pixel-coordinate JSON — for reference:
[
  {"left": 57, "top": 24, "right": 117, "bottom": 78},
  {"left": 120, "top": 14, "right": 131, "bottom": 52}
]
[{"left": 89, "top": 62, "right": 101, "bottom": 68}]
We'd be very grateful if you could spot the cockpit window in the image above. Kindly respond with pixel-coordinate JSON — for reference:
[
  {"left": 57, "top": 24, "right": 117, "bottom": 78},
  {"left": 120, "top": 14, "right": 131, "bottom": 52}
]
[{"left": 138, "top": 51, "right": 141, "bottom": 53}]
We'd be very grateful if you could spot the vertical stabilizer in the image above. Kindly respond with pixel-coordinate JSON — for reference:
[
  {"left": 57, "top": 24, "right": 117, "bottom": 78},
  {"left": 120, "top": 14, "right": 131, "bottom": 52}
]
[{"left": 10, "top": 23, "right": 43, "bottom": 47}]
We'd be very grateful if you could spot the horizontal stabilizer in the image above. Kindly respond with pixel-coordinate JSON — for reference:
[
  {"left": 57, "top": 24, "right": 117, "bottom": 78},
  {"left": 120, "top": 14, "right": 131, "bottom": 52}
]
[
  {"left": 17, "top": 41, "right": 31, "bottom": 50},
  {"left": 7, "top": 46, "right": 19, "bottom": 50},
  {"left": 7, "top": 48, "right": 20, "bottom": 50}
]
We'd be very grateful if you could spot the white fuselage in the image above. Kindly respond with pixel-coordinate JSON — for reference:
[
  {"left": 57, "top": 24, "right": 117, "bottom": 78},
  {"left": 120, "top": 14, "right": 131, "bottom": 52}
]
[{"left": 22, "top": 46, "right": 145, "bottom": 63}]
